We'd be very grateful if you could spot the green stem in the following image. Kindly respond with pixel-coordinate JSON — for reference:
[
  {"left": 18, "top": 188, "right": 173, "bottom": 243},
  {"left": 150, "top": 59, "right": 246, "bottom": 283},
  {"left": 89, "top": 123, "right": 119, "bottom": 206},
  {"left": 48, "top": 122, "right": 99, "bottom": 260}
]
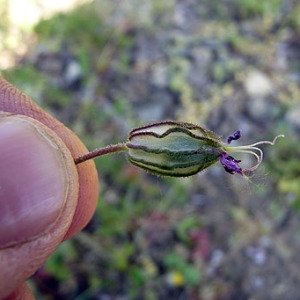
[{"left": 74, "top": 143, "right": 128, "bottom": 165}]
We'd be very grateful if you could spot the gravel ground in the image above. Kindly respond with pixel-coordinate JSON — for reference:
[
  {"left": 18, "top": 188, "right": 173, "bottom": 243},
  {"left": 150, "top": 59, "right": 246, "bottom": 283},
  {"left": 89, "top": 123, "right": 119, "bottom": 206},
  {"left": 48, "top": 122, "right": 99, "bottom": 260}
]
[{"left": 2, "top": 0, "right": 300, "bottom": 299}]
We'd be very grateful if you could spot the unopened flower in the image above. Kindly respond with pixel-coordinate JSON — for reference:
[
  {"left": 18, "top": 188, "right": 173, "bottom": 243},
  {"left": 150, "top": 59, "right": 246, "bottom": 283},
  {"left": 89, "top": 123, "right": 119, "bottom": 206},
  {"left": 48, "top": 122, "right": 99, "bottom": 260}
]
[{"left": 126, "top": 121, "right": 223, "bottom": 176}]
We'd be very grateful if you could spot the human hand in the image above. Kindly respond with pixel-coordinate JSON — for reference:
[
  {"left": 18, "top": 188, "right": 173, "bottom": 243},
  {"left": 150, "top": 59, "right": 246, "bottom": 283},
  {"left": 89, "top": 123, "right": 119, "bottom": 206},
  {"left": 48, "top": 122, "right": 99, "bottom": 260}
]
[{"left": 0, "top": 77, "right": 99, "bottom": 299}]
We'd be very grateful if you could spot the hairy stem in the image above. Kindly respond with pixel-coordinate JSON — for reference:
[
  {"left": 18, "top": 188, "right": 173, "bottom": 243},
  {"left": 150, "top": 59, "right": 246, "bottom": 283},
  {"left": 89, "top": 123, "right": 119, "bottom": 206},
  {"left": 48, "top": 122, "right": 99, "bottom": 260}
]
[{"left": 74, "top": 143, "right": 128, "bottom": 165}]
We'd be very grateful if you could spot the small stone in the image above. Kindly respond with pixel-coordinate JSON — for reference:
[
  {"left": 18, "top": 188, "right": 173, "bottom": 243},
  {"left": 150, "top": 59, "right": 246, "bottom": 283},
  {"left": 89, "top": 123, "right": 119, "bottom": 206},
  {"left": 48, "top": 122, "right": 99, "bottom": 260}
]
[
  {"left": 151, "top": 61, "right": 168, "bottom": 88},
  {"left": 64, "top": 60, "right": 83, "bottom": 86},
  {"left": 245, "top": 246, "right": 267, "bottom": 265},
  {"left": 286, "top": 104, "right": 300, "bottom": 131},
  {"left": 244, "top": 70, "right": 273, "bottom": 98},
  {"left": 246, "top": 97, "right": 272, "bottom": 121}
]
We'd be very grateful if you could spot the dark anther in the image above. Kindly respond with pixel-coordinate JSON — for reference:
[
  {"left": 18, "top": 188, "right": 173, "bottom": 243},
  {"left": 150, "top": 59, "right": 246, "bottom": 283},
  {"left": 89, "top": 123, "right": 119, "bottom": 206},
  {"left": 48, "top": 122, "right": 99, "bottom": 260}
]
[{"left": 227, "top": 130, "right": 241, "bottom": 144}]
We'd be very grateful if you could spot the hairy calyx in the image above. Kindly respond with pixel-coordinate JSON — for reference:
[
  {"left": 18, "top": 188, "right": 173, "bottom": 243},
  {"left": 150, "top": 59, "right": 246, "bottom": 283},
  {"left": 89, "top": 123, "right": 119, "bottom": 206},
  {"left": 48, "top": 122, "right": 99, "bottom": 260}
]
[{"left": 74, "top": 121, "right": 284, "bottom": 177}]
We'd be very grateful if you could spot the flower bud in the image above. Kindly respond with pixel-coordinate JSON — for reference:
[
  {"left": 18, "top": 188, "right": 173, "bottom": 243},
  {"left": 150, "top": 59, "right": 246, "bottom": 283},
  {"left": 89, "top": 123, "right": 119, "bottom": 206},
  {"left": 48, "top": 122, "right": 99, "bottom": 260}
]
[{"left": 126, "top": 121, "right": 223, "bottom": 176}]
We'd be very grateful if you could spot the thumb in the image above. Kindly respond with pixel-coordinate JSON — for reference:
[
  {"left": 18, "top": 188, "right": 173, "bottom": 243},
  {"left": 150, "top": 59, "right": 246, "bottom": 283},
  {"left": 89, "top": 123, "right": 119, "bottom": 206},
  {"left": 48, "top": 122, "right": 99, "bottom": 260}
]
[
  {"left": 0, "top": 77, "right": 99, "bottom": 299},
  {"left": 0, "top": 77, "right": 99, "bottom": 240},
  {"left": 0, "top": 112, "right": 78, "bottom": 298}
]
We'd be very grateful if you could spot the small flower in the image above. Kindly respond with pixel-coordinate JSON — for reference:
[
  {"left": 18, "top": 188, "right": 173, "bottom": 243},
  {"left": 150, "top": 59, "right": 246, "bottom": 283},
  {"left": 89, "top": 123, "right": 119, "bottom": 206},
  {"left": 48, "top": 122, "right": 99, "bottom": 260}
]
[
  {"left": 126, "top": 121, "right": 284, "bottom": 177},
  {"left": 74, "top": 120, "right": 284, "bottom": 178},
  {"left": 166, "top": 271, "right": 185, "bottom": 287}
]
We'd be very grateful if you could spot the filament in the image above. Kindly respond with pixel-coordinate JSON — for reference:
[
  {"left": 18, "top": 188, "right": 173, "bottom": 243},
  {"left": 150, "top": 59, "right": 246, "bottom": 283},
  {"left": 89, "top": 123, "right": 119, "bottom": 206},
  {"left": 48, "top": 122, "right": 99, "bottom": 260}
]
[{"left": 223, "top": 134, "right": 284, "bottom": 175}]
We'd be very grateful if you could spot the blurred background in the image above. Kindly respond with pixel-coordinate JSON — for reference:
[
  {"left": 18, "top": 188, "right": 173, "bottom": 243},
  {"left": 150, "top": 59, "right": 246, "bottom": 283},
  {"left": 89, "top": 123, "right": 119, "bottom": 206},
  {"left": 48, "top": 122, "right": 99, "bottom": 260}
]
[{"left": 1, "top": 0, "right": 300, "bottom": 299}]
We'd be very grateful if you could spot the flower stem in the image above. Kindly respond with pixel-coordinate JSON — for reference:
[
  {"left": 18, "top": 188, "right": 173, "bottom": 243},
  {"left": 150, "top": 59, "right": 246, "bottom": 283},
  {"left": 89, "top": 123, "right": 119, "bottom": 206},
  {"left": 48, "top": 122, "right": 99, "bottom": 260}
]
[{"left": 74, "top": 143, "right": 128, "bottom": 165}]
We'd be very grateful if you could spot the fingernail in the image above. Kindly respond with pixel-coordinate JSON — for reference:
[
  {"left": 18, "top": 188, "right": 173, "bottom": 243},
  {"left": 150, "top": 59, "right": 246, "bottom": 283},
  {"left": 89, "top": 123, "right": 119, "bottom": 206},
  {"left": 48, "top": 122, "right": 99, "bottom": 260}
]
[{"left": 0, "top": 115, "right": 69, "bottom": 248}]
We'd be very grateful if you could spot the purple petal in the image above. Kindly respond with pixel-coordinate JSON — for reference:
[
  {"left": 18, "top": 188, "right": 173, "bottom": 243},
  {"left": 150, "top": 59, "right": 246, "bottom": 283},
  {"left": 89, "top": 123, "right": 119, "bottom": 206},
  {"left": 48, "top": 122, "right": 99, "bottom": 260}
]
[{"left": 220, "top": 152, "right": 243, "bottom": 175}]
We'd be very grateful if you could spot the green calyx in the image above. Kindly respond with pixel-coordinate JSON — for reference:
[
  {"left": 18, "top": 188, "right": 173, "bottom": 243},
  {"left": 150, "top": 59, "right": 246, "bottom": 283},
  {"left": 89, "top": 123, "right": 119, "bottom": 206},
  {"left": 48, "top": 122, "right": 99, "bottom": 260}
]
[
  {"left": 74, "top": 120, "right": 284, "bottom": 178},
  {"left": 126, "top": 121, "right": 223, "bottom": 177}
]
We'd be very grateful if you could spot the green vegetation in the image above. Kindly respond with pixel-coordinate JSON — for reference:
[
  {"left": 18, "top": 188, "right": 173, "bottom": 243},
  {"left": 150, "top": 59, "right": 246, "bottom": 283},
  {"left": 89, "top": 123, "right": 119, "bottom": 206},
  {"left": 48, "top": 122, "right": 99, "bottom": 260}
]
[{"left": 2, "top": 0, "right": 300, "bottom": 298}]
